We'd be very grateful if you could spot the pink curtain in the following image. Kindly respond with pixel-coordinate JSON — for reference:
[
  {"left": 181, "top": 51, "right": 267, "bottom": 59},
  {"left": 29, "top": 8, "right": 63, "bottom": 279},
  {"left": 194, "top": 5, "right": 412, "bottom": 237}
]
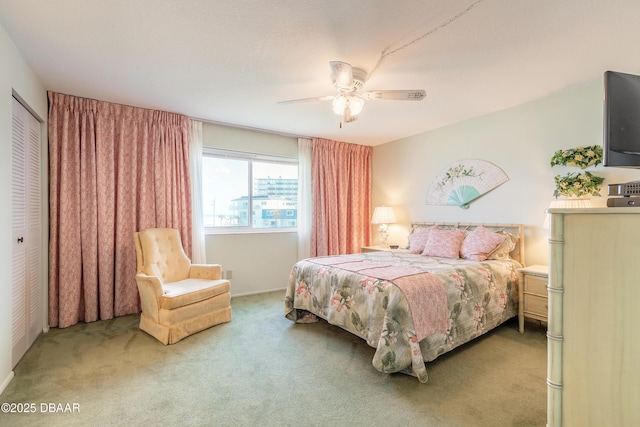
[
  {"left": 48, "top": 92, "right": 192, "bottom": 328},
  {"left": 311, "top": 138, "right": 372, "bottom": 256}
]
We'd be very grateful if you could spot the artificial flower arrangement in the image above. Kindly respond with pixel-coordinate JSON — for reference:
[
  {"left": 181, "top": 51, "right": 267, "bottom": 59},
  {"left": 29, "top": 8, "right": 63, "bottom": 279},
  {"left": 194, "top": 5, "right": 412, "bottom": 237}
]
[
  {"left": 550, "top": 145, "right": 603, "bottom": 169},
  {"left": 553, "top": 171, "right": 605, "bottom": 198},
  {"left": 550, "top": 145, "right": 604, "bottom": 198}
]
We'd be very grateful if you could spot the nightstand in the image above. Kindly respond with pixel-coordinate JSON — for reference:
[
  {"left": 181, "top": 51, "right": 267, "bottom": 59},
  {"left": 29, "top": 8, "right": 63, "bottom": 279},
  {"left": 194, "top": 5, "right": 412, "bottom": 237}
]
[
  {"left": 361, "top": 245, "right": 408, "bottom": 253},
  {"left": 517, "top": 264, "right": 549, "bottom": 333}
]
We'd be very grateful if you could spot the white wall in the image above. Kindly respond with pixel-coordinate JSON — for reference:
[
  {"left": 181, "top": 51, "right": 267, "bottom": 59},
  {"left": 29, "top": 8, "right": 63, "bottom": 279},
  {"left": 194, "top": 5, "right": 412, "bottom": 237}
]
[
  {"left": 0, "top": 23, "right": 47, "bottom": 394},
  {"left": 205, "top": 231, "right": 298, "bottom": 296},
  {"left": 372, "top": 79, "right": 640, "bottom": 266},
  {"left": 202, "top": 123, "right": 299, "bottom": 296}
]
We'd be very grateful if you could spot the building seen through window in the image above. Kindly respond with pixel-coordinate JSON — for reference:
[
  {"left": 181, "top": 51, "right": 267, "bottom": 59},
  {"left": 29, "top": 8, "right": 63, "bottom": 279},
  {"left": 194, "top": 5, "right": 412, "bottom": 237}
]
[{"left": 202, "top": 149, "right": 298, "bottom": 231}]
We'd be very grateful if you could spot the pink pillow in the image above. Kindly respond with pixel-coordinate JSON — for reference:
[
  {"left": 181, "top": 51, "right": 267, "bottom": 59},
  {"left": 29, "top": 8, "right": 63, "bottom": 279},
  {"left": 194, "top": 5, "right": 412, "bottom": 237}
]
[
  {"left": 461, "top": 226, "right": 507, "bottom": 261},
  {"left": 422, "top": 228, "right": 467, "bottom": 259},
  {"left": 408, "top": 227, "right": 433, "bottom": 254}
]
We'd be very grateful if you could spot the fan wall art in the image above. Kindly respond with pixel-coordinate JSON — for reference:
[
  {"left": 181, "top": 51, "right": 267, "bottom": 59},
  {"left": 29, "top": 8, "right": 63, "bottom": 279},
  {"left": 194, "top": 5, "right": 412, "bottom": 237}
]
[{"left": 426, "top": 159, "right": 509, "bottom": 209}]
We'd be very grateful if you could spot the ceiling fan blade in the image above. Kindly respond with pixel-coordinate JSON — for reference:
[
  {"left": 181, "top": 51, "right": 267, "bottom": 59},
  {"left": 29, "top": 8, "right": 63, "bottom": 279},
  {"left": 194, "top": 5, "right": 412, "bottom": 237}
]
[
  {"left": 329, "top": 61, "right": 353, "bottom": 91},
  {"left": 362, "top": 90, "right": 426, "bottom": 101},
  {"left": 277, "top": 95, "right": 335, "bottom": 105}
]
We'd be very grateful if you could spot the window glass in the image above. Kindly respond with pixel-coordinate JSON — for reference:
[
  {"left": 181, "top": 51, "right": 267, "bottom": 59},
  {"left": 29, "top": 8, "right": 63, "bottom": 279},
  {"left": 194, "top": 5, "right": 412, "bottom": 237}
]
[
  {"left": 202, "top": 149, "right": 298, "bottom": 232},
  {"left": 202, "top": 156, "right": 249, "bottom": 227},
  {"left": 252, "top": 161, "right": 298, "bottom": 229}
]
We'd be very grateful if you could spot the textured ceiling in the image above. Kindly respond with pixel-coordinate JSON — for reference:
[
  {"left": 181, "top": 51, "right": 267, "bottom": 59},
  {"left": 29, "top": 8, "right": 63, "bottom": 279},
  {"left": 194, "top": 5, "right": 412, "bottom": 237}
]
[{"left": 2, "top": 0, "right": 640, "bottom": 146}]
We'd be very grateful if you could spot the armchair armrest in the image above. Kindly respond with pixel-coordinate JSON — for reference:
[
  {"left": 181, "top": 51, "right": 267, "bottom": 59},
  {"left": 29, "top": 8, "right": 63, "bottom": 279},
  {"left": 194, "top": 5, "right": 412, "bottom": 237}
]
[
  {"left": 135, "top": 273, "right": 164, "bottom": 320},
  {"left": 189, "top": 264, "right": 222, "bottom": 280}
]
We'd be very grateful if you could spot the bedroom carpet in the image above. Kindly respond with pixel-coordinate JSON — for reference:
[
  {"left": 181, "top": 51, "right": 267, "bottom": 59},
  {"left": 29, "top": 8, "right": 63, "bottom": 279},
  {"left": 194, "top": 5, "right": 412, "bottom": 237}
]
[{"left": 1, "top": 290, "right": 547, "bottom": 427}]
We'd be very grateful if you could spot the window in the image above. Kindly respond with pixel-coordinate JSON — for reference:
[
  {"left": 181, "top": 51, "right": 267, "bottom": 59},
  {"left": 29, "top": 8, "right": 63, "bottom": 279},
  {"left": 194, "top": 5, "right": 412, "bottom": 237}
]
[{"left": 202, "top": 148, "right": 298, "bottom": 233}]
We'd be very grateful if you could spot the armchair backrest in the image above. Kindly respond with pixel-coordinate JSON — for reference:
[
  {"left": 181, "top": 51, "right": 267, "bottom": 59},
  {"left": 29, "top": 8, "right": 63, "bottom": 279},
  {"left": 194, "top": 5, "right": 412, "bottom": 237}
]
[{"left": 134, "top": 228, "right": 191, "bottom": 284}]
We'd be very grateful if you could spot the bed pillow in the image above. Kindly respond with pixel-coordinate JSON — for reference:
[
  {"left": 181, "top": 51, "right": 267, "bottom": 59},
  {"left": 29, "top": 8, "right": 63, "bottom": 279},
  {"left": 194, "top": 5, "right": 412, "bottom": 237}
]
[
  {"left": 488, "top": 232, "right": 519, "bottom": 260},
  {"left": 422, "top": 228, "right": 467, "bottom": 259},
  {"left": 408, "top": 227, "right": 434, "bottom": 254},
  {"left": 460, "top": 226, "right": 507, "bottom": 261}
]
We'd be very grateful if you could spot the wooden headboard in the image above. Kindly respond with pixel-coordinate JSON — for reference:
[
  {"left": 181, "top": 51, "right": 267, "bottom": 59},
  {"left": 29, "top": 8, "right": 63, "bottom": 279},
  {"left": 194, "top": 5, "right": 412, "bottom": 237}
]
[{"left": 410, "top": 222, "right": 525, "bottom": 266}]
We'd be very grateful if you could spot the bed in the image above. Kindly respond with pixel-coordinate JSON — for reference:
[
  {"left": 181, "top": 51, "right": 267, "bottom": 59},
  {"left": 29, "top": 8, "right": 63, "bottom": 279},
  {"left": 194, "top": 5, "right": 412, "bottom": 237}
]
[{"left": 284, "top": 222, "right": 524, "bottom": 383}]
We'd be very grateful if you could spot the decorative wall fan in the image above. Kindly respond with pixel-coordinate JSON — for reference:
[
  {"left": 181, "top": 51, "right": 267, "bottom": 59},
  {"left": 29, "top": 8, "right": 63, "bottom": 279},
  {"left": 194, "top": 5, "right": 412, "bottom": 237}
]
[
  {"left": 426, "top": 159, "right": 509, "bottom": 209},
  {"left": 278, "top": 61, "right": 426, "bottom": 124}
]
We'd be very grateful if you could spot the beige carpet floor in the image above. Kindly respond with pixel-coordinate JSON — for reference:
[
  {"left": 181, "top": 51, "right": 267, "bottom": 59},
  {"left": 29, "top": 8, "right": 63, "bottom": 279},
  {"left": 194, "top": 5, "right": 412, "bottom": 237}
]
[{"left": 1, "top": 290, "right": 547, "bottom": 426}]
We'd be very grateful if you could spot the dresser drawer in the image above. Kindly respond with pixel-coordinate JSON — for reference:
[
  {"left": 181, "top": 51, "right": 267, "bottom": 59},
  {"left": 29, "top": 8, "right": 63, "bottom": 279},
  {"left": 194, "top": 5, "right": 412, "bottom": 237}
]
[
  {"left": 524, "top": 294, "right": 548, "bottom": 317},
  {"left": 524, "top": 274, "right": 547, "bottom": 295}
]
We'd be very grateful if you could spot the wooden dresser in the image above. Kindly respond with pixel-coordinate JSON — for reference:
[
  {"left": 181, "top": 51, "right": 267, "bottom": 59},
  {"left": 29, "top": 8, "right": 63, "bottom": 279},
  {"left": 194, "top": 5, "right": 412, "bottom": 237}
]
[{"left": 547, "top": 207, "right": 640, "bottom": 427}]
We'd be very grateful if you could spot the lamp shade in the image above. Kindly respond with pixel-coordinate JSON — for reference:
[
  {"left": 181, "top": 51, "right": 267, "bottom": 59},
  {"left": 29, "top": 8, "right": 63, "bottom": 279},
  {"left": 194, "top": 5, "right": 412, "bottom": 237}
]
[
  {"left": 542, "top": 197, "right": 592, "bottom": 229},
  {"left": 371, "top": 206, "right": 396, "bottom": 224}
]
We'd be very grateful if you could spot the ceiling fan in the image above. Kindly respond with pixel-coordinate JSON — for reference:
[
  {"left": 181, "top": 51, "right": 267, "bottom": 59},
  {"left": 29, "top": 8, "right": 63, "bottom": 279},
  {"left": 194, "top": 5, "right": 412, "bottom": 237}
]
[{"left": 278, "top": 61, "right": 426, "bottom": 124}]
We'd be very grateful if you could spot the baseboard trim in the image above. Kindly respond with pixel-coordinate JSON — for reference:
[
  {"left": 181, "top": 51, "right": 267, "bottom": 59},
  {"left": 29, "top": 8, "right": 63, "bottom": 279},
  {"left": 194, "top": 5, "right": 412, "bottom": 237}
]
[
  {"left": 0, "top": 370, "right": 15, "bottom": 395},
  {"left": 230, "top": 287, "right": 286, "bottom": 298}
]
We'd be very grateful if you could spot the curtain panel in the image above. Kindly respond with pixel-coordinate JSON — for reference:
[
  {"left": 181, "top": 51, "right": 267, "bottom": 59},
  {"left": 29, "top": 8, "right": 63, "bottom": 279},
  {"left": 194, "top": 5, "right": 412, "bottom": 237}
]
[
  {"left": 297, "top": 138, "right": 313, "bottom": 260},
  {"left": 311, "top": 138, "right": 372, "bottom": 256},
  {"left": 189, "top": 119, "right": 206, "bottom": 264},
  {"left": 48, "top": 92, "right": 192, "bottom": 328}
]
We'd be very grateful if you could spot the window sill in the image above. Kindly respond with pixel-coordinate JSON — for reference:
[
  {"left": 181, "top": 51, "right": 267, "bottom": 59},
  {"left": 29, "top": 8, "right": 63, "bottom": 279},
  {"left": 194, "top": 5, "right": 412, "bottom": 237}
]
[{"left": 204, "top": 227, "right": 298, "bottom": 235}]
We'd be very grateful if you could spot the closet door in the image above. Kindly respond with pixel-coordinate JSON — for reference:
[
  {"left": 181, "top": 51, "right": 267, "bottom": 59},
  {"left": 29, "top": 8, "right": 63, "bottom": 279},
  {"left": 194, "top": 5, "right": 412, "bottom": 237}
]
[{"left": 12, "top": 97, "right": 42, "bottom": 367}]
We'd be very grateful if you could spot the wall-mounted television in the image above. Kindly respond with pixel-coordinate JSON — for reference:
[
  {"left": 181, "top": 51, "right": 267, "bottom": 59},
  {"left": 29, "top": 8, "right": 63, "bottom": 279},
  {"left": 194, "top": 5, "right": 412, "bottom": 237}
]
[{"left": 603, "top": 70, "right": 640, "bottom": 168}]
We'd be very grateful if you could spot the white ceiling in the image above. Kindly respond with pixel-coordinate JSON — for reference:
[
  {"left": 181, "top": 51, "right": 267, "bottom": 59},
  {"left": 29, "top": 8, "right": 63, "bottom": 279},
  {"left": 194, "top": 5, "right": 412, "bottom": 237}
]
[{"left": 2, "top": 0, "right": 640, "bottom": 146}]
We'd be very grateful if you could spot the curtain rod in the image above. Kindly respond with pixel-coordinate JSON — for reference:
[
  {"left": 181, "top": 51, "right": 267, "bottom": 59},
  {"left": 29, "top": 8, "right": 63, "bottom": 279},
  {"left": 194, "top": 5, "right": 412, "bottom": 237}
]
[{"left": 203, "top": 146, "right": 298, "bottom": 161}]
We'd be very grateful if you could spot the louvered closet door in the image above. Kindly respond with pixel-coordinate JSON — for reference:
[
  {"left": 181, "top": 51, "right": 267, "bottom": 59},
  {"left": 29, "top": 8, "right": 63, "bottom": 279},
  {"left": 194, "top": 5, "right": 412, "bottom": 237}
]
[{"left": 12, "top": 97, "right": 42, "bottom": 367}]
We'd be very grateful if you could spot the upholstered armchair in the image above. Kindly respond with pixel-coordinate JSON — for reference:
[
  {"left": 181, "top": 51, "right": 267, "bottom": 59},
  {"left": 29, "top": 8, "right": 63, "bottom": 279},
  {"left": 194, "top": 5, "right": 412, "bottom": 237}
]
[{"left": 133, "top": 228, "right": 231, "bottom": 344}]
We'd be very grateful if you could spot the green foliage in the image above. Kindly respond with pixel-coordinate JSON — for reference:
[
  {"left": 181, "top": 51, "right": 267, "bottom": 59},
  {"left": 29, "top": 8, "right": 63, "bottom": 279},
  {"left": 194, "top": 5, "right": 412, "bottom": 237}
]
[
  {"left": 550, "top": 145, "right": 603, "bottom": 169},
  {"left": 553, "top": 171, "right": 605, "bottom": 198},
  {"left": 550, "top": 145, "right": 604, "bottom": 198}
]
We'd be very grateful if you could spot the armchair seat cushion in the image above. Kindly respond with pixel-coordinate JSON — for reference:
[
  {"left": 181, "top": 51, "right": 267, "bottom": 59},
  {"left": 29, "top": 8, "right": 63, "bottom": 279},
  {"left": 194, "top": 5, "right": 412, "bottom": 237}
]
[{"left": 160, "top": 279, "right": 230, "bottom": 310}]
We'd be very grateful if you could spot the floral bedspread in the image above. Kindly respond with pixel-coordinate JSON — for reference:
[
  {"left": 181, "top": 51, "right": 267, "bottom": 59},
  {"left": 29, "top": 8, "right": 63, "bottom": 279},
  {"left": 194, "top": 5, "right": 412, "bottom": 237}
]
[{"left": 284, "top": 251, "right": 521, "bottom": 383}]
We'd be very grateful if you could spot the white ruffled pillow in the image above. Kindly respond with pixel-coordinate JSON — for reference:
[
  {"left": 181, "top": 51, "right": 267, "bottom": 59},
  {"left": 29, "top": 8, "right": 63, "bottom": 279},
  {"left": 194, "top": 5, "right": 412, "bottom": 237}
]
[{"left": 488, "top": 232, "right": 518, "bottom": 260}]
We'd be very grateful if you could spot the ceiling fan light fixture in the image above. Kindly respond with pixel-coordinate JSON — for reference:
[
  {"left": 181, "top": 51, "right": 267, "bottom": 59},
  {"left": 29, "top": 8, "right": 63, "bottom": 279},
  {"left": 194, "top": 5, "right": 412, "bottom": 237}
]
[
  {"left": 330, "top": 61, "right": 354, "bottom": 90},
  {"left": 332, "top": 94, "right": 364, "bottom": 116}
]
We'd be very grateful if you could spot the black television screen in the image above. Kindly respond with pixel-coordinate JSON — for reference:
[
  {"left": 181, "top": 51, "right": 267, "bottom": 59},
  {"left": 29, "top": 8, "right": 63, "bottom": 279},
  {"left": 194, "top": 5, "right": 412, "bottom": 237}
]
[{"left": 603, "top": 70, "right": 640, "bottom": 168}]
